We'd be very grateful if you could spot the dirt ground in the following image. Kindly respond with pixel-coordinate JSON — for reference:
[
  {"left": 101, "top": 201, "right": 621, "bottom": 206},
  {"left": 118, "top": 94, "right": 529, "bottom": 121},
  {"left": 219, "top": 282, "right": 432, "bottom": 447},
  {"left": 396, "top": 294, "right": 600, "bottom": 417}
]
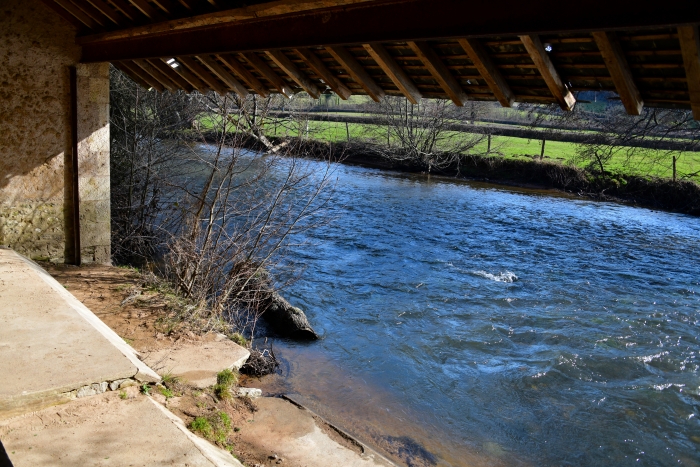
[{"left": 42, "top": 262, "right": 392, "bottom": 467}]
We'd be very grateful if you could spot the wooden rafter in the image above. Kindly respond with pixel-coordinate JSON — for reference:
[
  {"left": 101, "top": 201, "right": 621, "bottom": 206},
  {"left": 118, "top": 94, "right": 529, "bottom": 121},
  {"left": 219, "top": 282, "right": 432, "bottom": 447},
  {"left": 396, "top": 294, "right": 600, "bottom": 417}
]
[
  {"left": 326, "top": 46, "right": 385, "bottom": 102},
  {"left": 364, "top": 43, "right": 422, "bottom": 104},
  {"left": 458, "top": 38, "right": 515, "bottom": 107},
  {"left": 592, "top": 31, "right": 643, "bottom": 115},
  {"left": 118, "top": 61, "right": 165, "bottom": 91},
  {"left": 53, "top": 0, "right": 100, "bottom": 29},
  {"left": 266, "top": 50, "right": 321, "bottom": 98},
  {"left": 166, "top": 58, "right": 210, "bottom": 93},
  {"left": 198, "top": 55, "right": 249, "bottom": 97},
  {"left": 295, "top": 48, "right": 352, "bottom": 100},
  {"left": 147, "top": 59, "right": 194, "bottom": 92},
  {"left": 133, "top": 59, "right": 178, "bottom": 92},
  {"left": 108, "top": 0, "right": 142, "bottom": 21},
  {"left": 85, "top": 0, "right": 124, "bottom": 26},
  {"left": 39, "top": 0, "right": 86, "bottom": 30},
  {"left": 678, "top": 26, "right": 700, "bottom": 120},
  {"left": 73, "top": 0, "right": 112, "bottom": 27},
  {"left": 218, "top": 55, "right": 270, "bottom": 97},
  {"left": 520, "top": 35, "right": 576, "bottom": 111},
  {"left": 177, "top": 56, "right": 228, "bottom": 95},
  {"left": 242, "top": 52, "right": 293, "bottom": 97},
  {"left": 408, "top": 41, "right": 467, "bottom": 106},
  {"left": 113, "top": 62, "right": 153, "bottom": 89},
  {"left": 128, "top": 0, "right": 164, "bottom": 20}
]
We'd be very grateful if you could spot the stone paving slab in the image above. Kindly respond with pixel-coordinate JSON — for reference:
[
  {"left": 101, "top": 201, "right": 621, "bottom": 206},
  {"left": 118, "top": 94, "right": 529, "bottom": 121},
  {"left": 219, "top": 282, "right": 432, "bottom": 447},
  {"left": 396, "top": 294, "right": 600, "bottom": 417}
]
[
  {"left": 0, "top": 390, "right": 243, "bottom": 467},
  {"left": 142, "top": 334, "right": 250, "bottom": 388},
  {"left": 0, "top": 249, "right": 158, "bottom": 419}
]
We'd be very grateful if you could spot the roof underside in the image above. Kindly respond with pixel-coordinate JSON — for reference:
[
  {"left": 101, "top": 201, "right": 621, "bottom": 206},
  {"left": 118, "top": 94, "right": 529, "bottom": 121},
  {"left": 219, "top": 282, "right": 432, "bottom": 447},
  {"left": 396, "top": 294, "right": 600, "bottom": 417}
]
[{"left": 41, "top": 0, "right": 700, "bottom": 118}]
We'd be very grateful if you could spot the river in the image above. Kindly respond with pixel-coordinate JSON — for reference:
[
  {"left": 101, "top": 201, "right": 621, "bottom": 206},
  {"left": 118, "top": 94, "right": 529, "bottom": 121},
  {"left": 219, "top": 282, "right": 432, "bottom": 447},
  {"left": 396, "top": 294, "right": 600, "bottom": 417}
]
[{"left": 238, "top": 156, "right": 700, "bottom": 467}]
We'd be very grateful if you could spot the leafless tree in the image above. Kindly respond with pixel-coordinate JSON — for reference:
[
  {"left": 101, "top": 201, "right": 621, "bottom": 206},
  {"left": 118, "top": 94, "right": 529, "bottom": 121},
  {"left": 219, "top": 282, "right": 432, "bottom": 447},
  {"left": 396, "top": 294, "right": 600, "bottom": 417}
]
[{"left": 360, "top": 97, "right": 488, "bottom": 172}]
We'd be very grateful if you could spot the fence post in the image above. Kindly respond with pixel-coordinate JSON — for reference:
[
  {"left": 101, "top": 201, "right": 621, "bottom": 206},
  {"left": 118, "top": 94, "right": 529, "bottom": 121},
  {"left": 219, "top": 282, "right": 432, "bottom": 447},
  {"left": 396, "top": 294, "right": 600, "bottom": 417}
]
[
  {"left": 673, "top": 155, "right": 677, "bottom": 182},
  {"left": 540, "top": 138, "right": 546, "bottom": 159}
]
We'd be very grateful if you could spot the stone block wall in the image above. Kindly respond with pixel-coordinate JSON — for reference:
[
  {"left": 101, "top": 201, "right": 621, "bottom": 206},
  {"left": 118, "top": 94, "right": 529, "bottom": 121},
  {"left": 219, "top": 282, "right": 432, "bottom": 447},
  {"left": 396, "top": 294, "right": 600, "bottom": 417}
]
[{"left": 0, "top": 0, "right": 111, "bottom": 264}]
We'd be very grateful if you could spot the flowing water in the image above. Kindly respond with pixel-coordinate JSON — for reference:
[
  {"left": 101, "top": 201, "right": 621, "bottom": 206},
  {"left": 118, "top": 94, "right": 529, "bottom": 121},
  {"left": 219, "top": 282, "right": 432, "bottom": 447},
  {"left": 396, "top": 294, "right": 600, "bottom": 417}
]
[{"left": 237, "top": 156, "right": 700, "bottom": 466}]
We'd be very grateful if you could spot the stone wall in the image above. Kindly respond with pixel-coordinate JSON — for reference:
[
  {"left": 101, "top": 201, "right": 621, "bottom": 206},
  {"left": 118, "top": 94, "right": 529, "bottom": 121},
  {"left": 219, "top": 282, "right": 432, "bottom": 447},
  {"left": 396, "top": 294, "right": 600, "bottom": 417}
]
[{"left": 0, "top": 0, "right": 110, "bottom": 264}]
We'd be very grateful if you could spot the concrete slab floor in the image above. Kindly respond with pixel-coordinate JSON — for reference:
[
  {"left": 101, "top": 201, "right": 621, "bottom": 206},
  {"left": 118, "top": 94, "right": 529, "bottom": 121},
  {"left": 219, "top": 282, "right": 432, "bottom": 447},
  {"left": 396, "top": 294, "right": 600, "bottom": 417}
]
[
  {"left": 0, "top": 390, "right": 242, "bottom": 467},
  {"left": 142, "top": 334, "right": 250, "bottom": 389},
  {"left": 0, "top": 249, "right": 158, "bottom": 419},
  {"left": 237, "top": 397, "right": 396, "bottom": 467}
]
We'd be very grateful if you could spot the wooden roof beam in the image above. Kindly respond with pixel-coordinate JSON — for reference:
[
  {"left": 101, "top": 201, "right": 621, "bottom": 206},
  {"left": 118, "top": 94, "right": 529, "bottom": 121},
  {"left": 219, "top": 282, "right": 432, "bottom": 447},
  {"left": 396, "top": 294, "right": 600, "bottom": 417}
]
[
  {"left": 79, "top": 0, "right": 700, "bottom": 63},
  {"left": 127, "top": 0, "right": 165, "bottom": 20},
  {"left": 117, "top": 61, "right": 165, "bottom": 91},
  {"left": 520, "top": 35, "right": 576, "bottom": 111},
  {"left": 266, "top": 50, "right": 321, "bottom": 99},
  {"left": 85, "top": 0, "right": 125, "bottom": 26},
  {"left": 459, "top": 38, "right": 515, "bottom": 107},
  {"left": 52, "top": 0, "right": 101, "bottom": 29},
  {"left": 166, "top": 58, "right": 210, "bottom": 93},
  {"left": 364, "top": 43, "right": 422, "bottom": 105},
  {"left": 147, "top": 59, "right": 194, "bottom": 92},
  {"left": 242, "top": 52, "right": 293, "bottom": 98},
  {"left": 39, "top": 0, "right": 87, "bottom": 30},
  {"left": 219, "top": 55, "right": 270, "bottom": 97},
  {"left": 295, "top": 48, "right": 352, "bottom": 100},
  {"left": 408, "top": 41, "right": 468, "bottom": 106},
  {"left": 113, "top": 62, "right": 153, "bottom": 89},
  {"left": 108, "top": 0, "right": 143, "bottom": 21},
  {"left": 177, "top": 56, "right": 229, "bottom": 95},
  {"left": 133, "top": 59, "right": 178, "bottom": 92},
  {"left": 326, "top": 46, "right": 385, "bottom": 102},
  {"left": 198, "top": 55, "right": 250, "bottom": 98},
  {"left": 678, "top": 25, "right": 700, "bottom": 120},
  {"left": 592, "top": 31, "right": 643, "bottom": 115}
]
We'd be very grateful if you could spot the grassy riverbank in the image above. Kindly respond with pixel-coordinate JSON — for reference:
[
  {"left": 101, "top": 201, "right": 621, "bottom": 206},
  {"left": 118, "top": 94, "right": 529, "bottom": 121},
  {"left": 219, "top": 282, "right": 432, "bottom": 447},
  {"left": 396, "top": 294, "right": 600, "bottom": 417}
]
[{"left": 199, "top": 131, "right": 700, "bottom": 216}]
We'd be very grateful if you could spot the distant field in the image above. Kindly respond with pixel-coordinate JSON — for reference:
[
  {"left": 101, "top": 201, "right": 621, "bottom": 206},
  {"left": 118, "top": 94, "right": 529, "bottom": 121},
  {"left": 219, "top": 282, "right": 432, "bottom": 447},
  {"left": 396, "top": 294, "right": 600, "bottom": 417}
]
[{"left": 199, "top": 116, "right": 700, "bottom": 181}]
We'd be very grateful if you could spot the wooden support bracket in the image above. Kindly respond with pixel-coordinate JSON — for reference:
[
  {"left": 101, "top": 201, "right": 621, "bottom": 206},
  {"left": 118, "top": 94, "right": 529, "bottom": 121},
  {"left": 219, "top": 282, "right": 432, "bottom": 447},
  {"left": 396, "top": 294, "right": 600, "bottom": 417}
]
[
  {"left": 266, "top": 50, "right": 321, "bottom": 98},
  {"left": 408, "top": 41, "right": 468, "bottom": 106},
  {"left": 364, "top": 43, "right": 422, "bottom": 104},
  {"left": 326, "top": 46, "right": 385, "bottom": 102},
  {"left": 592, "top": 31, "right": 643, "bottom": 115},
  {"left": 678, "top": 25, "right": 700, "bottom": 120},
  {"left": 520, "top": 34, "right": 576, "bottom": 111}
]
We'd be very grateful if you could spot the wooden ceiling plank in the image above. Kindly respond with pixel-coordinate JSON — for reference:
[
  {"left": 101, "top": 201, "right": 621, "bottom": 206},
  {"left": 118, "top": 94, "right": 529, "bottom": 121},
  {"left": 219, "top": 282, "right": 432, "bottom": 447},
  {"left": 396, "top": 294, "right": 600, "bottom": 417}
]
[
  {"left": 520, "top": 34, "right": 576, "bottom": 111},
  {"left": 147, "top": 59, "right": 194, "bottom": 92},
  {"left": 127, "top": 0, "right": 165, "bottom": 20},
  {"left": 38, "top": 0, "right": 87, "bottom": 30},
  {"left": 133, "top": 59, "right": 178, "bottom": 92},
  {"left": 408, "top": 41, "right": 468, "bottom": 106},
  {"left": 85, "top": 0, "right": 126, "bottom": 25},
  {"left": 198, "top": 55, "right": 250, "bottom": 98},
  {"left": 592, "top": 31, "right": 643, "bottom": 115},
  {"left": 118, "top": 61, "right": 165, "bottom": 91},
  {"left": 266, "top": 50, "right": 321, "bottom": 98},
  {"left": 458, "top": 38, "right": 515, "bottom": 107},
  {"left": 364, "top": 43, "right": 422, "bottom": 104},
  {"left": 113, "top": 62, "right": 153, "bottom": 89},
  {"left": 71, "top": 0, "right": 112, "bottom": 27},
  {"left": 218, "top": 54, "right": 270, "bottom": 97},
  {"left": 177, "top": 56, "right": 229, "bottom": 95},
  {"left": 53, "top": 0, "right": 101, "bottom": 29},
  {"left": 166, "top": 58, "right": 210, "bottom": 93},
  {"left": 107, "top": 0, "right": 142, "bottom": 21},
  {"left": 295, "top": 48, "right": 352, "bottom": 100},
  {"left": 242, "top": 52, "right": 293, "bottom": 97},
  {"left": 678, "top": 25, "right": 700, "bottom": 120},
  {"left": 326, "top": 46, "right": 384, "bottom": 102}
]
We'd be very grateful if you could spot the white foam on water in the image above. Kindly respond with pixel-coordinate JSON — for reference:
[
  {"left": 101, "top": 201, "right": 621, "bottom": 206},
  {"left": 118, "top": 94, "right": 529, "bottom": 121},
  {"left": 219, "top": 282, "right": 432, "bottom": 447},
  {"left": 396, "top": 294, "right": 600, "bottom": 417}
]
[{"left": 473, "top": 270, "right": 519, "bottom": 283}]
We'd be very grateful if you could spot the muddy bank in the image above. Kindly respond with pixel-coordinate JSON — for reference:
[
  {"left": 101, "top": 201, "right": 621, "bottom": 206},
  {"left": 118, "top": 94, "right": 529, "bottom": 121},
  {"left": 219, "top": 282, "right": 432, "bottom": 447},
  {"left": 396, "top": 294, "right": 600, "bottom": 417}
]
[{"left": 197, "top": 132, "right": 700, "bottom": 216}]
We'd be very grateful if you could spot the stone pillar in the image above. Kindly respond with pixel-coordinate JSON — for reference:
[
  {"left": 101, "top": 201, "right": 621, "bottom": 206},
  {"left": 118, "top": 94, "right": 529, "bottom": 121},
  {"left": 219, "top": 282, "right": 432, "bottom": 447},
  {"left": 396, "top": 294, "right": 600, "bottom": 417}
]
[{"left": 76, "top": 63, "right": 111, "bottom": 264}]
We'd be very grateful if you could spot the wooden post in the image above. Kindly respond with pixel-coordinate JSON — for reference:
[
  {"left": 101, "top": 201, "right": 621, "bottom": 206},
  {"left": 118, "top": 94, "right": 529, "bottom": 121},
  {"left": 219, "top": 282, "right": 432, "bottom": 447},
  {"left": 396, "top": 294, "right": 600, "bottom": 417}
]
[
  {"left": 346, "top": 121, "right": 350, "bottom": 142},
  {"left": 673, "top": 155, "right": 677, "bottom": 182},
  {"left": 540, "top": 138, "right": 546, "bottom": 159},
  {"left": 487, "top": 134, "right": 492, "bottom": 153},
  {"left": 69, "top": 66, "right": 81, "bottom": 266}
]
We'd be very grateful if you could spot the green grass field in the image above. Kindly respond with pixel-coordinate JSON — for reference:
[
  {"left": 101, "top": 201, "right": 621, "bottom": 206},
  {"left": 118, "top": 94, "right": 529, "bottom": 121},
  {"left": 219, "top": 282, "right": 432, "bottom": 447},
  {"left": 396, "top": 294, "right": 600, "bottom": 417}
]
[{"left": 200, "top": 116, "right": 700, "bottom": 181}]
